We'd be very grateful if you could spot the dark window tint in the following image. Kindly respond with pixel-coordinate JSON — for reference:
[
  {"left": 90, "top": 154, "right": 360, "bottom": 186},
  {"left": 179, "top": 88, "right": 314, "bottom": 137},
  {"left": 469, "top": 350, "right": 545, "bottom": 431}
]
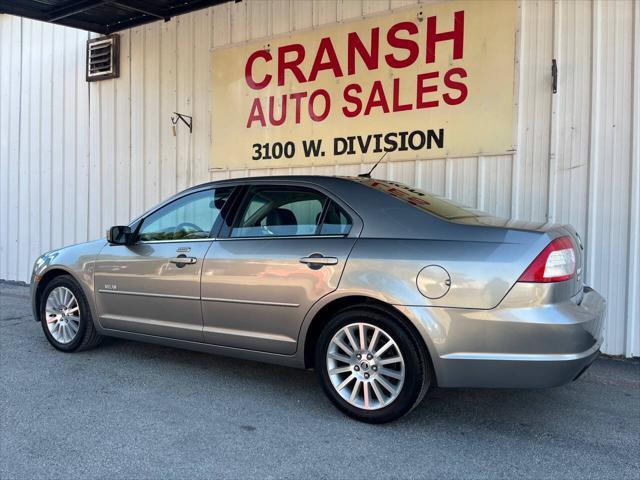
[
  {"left": 139, "top": 187, "right": 232, "bottom": 241},
  {"left": 354, "top": 178, "right": 486, "bottom": 220},
  {"left": 320, "top": 201, "right": 352, "bottom": 235},
  {"left": 232, "top": 186, "right": 326, "bottom": 238}
]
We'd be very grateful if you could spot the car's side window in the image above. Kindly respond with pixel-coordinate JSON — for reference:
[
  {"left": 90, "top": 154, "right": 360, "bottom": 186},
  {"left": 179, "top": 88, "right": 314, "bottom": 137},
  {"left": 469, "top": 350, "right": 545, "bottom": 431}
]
[
  {"left": 230, "top": 186, "right": 351, "bottom": 238},
  {"left": 320, "top": 201, "right": 352, "bottom": 235},
  {"left": 138, "top": 187, "right": 232, "bottom": 241}
]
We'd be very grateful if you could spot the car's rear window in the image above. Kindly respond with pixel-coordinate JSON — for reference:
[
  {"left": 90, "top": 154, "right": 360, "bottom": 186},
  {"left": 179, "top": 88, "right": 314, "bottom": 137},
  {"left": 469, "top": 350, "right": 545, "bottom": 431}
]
[{"left": 353, "top": 178, "right": 486, "bottom": 220}]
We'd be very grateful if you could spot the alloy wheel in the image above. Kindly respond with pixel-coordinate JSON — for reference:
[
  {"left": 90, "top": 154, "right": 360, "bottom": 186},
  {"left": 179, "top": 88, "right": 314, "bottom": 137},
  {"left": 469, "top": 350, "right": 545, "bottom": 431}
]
[
  {"left": 326, "top": 322, "right": 405, "bottom": 410},
  {"left": 45, "top": 286, "right": 81, "bottom": 344}
]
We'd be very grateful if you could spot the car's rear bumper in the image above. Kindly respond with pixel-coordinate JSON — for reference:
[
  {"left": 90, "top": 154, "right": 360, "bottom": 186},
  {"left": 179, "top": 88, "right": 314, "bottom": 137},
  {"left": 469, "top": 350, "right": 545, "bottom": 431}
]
[
  {"left": 397, "top": 284, "right": 606, "bottom": 388},
  {"left": 435, "top": 343, "right": 602, "bottom": 388}
]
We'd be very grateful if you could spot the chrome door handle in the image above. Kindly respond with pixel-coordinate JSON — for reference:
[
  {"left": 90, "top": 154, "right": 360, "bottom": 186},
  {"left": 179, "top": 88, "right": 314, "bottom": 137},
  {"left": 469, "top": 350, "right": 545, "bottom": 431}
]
[
  {"left": 170, "top": 256, "right": 197, "bottom": 266},
  {"left": 299, "top": 255, "right": 338, "bottom": 266}
]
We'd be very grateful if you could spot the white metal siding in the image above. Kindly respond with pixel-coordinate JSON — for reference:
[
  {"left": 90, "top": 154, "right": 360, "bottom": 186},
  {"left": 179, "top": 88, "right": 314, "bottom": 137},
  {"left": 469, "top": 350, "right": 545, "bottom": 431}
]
[{"left": 0, "top": 0, "right": 638, "bottom": 356}]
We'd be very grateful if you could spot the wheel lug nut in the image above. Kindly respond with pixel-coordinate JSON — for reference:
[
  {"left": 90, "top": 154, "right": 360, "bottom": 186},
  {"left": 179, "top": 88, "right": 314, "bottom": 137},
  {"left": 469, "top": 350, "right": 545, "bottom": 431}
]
[
  {"left": 372, "top": 366, "right": 378, "bottom": 371},
  {"left": 364, "top": 373, "right": 370, "bottom": 379},
  {"left": 356, "top": 354, "right": 361, "bottom": 360},
  {"left": 354, "top": 365, "right": 360, "bottom": 371},
  {"left": 367, "top": 354, "right": 373, "bottom": 360}
]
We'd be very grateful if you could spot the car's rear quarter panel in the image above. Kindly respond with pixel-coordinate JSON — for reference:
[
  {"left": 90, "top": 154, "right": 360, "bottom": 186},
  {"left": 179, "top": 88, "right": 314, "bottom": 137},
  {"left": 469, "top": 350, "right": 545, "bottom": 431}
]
[{"left": 340, "top": 233, "right": 548, "bottom": 310}]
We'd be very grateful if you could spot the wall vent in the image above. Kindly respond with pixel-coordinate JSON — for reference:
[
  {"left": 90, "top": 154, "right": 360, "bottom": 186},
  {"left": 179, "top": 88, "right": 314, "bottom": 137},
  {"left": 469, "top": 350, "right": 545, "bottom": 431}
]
[{"left": 86, "top": 34, "right": 119, "bottom": 82}]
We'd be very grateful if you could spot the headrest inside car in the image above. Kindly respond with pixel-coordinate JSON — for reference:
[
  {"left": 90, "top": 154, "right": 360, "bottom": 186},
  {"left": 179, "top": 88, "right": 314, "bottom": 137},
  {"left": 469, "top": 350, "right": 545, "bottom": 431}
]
[
  {"left": 210, "top": 198, "right": 227, "bottom": 210},
  {"left": 266, "top": 208, "right": 297, "bottom": 226}
]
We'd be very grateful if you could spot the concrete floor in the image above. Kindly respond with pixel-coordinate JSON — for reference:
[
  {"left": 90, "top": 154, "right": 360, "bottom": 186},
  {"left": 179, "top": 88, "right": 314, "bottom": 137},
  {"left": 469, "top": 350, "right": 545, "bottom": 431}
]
[{"left": 1, "top": 281, "right": 638, "bottom": 479}]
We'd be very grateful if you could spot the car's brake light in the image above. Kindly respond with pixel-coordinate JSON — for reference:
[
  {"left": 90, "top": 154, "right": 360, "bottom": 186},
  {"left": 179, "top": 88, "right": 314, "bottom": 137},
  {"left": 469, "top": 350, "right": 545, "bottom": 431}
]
[{"left": 518, "top": 236, "right": 576, "bottom": 283}]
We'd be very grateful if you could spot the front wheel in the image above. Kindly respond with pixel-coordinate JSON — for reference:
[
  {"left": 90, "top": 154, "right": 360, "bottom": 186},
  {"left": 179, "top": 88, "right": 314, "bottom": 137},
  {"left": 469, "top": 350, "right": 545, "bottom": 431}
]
[
  {"left": 315, "top": 307, "right": 431, "bottom": 423},
  {"left": 40, "top": 275, "right": 102, "bottom": 352}
]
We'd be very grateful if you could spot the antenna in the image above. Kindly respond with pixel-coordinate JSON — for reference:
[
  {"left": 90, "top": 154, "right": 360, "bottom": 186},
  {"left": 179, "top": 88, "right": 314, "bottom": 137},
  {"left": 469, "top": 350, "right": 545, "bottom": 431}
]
[{"left": 358, "top": 151, "right": 388, "bottom": 178}]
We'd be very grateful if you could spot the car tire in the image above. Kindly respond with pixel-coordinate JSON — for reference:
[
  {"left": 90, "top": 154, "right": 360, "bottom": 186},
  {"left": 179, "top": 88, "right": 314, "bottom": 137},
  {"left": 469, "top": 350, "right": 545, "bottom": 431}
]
[
  {"left": 315, "top": 306, "right": 431, "bottom": 423},
  {"left": 39, "top": 275, "right": 102, "bottom": 352}
]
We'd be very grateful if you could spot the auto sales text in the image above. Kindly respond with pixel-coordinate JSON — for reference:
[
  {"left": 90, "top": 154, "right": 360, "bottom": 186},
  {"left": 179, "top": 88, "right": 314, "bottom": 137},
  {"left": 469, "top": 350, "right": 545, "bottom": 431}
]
[{"left": 244, "top": 10, "right": 467, "bottom": 128}]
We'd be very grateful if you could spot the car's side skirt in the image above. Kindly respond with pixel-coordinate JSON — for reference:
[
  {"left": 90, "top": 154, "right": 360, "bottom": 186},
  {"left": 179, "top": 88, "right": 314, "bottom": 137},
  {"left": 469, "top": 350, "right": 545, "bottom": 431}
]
[{"left": 100, "top": 328, "right": 305, "bottom": 369}]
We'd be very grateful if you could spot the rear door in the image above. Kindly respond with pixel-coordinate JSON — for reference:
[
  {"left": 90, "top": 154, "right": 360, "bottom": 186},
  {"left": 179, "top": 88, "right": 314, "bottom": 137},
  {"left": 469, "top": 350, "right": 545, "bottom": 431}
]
[{"left": 201, "top": 183, "right": 362, "bottom": 354}]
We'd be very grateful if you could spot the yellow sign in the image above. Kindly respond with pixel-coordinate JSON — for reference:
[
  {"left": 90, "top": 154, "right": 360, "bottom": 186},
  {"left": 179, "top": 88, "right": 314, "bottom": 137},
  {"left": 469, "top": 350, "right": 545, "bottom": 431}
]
[{"left": 211, "top": 0, "right": 516, "bottom": 169}]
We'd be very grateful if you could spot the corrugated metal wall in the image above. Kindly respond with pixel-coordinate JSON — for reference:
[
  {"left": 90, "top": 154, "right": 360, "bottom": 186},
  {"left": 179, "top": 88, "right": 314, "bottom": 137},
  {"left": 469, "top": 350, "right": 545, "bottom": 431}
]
[{"left": 0, "top": 0, "right": 638, "bottom": 356}]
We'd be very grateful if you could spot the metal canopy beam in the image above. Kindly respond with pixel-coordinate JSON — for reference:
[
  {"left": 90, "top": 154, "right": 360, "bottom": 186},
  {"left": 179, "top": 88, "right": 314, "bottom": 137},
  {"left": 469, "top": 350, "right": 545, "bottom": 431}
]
[
  {"left": 0, "top": 0, "right": 231, "bottom": 34},
  {"left": 0, "top": 2, "right": 110, "bottom": 33},
  {"left": 48, "top": 0, "right": 111, "bottom": 22},
  {"left": 110, "top": 1, "right": 170, "bottom": 21}
]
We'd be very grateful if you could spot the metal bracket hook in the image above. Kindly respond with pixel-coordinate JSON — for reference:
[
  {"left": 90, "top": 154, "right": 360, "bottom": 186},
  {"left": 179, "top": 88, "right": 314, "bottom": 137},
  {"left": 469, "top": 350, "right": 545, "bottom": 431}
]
[{"left": 171, "top": 112, "right": 192, "bottom": 133}]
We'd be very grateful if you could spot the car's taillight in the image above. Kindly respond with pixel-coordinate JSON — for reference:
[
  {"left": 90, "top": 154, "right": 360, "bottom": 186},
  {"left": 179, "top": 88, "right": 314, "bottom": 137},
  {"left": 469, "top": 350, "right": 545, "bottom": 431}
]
[{"left": 518, "top": 236, "right": 576, "bottom": 283}]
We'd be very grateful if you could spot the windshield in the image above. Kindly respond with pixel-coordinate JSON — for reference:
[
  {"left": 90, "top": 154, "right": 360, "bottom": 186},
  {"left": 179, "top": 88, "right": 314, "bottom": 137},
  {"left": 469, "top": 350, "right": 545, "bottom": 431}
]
[{"left": 353, "top": 178, "right": 488, "bottom": 220}]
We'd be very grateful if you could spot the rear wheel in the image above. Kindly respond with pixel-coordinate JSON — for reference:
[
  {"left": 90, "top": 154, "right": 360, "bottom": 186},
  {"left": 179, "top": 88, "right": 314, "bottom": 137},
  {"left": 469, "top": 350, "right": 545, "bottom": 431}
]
[
  {"left": 40, "top": 275, "right": 102, "bottom": 352},
  {"left": 315, "top": 307, "right": 431, "bottom": 423}
]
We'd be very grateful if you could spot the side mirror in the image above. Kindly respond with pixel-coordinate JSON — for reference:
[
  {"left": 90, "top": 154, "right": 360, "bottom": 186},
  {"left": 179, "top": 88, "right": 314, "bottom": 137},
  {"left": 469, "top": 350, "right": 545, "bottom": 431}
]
[{"left": 106, "top": 225, "right": 134, "bottom": 245}]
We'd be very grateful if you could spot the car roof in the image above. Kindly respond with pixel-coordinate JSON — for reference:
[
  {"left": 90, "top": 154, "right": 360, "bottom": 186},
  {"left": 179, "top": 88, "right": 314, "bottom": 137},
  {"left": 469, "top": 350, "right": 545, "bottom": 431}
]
[
  {"left": 182, "top": 175, "right": 362, "bottom": 192},
  {"left": 136, "top": 174, "right": 538, "bottom": 243}
]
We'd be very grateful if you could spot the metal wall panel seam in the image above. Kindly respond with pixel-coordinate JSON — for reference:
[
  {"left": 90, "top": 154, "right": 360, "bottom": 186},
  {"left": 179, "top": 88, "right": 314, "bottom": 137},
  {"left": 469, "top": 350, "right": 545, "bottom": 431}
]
[
  {"left": 626, "top": 0, "right": 640, "bottom": 356},
  {"left": 18, "top": 18, "right": 31, "bottom": 281},
  {"left": 547, "top": 0, "right": 560, "bottom": 226}
]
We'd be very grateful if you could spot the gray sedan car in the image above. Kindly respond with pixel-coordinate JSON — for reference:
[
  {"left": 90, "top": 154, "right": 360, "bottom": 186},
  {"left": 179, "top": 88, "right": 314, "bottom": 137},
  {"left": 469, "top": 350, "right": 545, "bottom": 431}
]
[{"left": 31, "top": 176, "right": 605, "bottom": 423}]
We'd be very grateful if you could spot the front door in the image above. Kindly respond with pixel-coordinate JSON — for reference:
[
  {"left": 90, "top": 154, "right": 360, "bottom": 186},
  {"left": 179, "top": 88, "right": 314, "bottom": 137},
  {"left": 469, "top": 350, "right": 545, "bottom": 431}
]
[
  {"left": 94, "top": 186, "right": 233, "bottom": 341},
  {"left": 201, "top": 184, "right": 360, "bottom": 354}
]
